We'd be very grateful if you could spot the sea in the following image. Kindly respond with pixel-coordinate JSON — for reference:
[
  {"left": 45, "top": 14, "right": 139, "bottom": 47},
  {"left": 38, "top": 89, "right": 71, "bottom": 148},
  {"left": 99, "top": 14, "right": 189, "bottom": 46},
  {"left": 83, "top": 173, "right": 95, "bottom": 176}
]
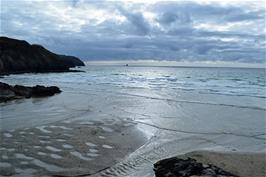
[{"left": 0, "top": 64, "right": 265, "bottom": 176}]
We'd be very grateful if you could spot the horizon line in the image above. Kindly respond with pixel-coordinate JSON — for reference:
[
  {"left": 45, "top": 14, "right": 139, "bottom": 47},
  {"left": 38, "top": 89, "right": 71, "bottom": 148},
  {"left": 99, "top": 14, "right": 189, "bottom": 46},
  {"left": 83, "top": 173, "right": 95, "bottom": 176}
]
[{"left": 83, "top": 60, "right": 266, "bottom": 69}]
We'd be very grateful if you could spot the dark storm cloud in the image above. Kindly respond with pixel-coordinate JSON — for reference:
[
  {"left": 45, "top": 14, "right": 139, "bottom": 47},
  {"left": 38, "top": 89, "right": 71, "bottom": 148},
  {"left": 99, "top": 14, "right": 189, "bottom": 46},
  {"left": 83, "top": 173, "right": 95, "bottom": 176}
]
[{"left": 1, "top": 0, "right": 265, "bottom": 64}]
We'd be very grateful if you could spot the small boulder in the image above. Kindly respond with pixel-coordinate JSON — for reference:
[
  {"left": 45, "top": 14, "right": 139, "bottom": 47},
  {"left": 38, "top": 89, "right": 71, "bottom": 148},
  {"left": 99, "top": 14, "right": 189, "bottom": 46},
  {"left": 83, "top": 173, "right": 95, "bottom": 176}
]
[{"left": 31, "top": 85, "right": 61, "bottom": 97}]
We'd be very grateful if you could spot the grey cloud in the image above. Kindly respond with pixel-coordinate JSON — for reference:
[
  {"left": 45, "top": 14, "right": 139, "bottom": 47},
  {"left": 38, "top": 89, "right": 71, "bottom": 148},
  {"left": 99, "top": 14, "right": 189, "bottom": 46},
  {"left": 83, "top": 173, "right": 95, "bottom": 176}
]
[
  {"left": 224, "top": 11, "right": 265, "bottom": 22},
  {"left": 152, "top": 1, "right": 264, "bottom": 24},
  {"left": 117, "top": 6, "right": 150, "bottom": 35},
  {"left": 156, "top": 12, "right": 179, "bottom": 24},
  {"left": 1, "top": 0, "right": 265, "bottom": 64}
]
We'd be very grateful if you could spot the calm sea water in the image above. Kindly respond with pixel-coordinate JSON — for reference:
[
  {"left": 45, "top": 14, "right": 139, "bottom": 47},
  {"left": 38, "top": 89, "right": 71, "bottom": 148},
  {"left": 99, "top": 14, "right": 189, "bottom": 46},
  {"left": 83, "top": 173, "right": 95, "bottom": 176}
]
[
  {"left": 2, "top": 65, "right": 265, "bottom": 107},
  {"left": 0, "top": 65, "right": 265, "bottom": 175}
]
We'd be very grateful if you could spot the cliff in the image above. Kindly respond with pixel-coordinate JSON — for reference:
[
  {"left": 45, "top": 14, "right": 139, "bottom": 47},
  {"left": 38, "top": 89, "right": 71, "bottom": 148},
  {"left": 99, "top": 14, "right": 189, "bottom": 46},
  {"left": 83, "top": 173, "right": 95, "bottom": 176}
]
[{"left": 0, "top": 37, "right": 85, "bottom": 74}]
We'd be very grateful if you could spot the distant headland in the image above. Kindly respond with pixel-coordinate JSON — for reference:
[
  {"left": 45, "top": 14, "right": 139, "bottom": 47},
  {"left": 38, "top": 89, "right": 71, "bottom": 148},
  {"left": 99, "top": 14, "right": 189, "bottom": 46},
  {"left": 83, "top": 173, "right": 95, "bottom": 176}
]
[{"left": 0, "top": 36, "right": 85, "bottom": 75}]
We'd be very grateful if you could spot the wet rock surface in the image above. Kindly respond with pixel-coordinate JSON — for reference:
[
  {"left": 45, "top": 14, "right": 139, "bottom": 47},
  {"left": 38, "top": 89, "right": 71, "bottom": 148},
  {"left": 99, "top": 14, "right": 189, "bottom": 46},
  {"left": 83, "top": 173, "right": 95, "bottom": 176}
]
[
  {"left": 0, "top": 82, "right": 61, "bottom": 102},
  {"left": 0, "top": 119, "right": 144, "bottom": 177},
  {"left": 154, "top": 157, "right": 238, "bottom": 177}
]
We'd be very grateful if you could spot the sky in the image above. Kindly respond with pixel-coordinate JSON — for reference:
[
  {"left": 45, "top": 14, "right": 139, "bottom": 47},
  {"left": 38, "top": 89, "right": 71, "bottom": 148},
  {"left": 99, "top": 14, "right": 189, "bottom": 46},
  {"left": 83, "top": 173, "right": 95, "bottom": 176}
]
[{"left": 1, "top": 0, "right": 265, "bottom": 66}]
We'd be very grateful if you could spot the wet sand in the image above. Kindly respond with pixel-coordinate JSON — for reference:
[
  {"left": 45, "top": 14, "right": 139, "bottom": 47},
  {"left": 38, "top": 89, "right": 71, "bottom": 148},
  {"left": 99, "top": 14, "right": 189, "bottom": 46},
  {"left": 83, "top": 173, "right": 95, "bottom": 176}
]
[
  {"left": 0, "top": 119, "right": 146, "bottom": 177},
  {"left": 1, "top": 120, "right": 265, "bottom": 177},
  {"left": 178, "top": 151, "right": 266, "bottom": 177}
]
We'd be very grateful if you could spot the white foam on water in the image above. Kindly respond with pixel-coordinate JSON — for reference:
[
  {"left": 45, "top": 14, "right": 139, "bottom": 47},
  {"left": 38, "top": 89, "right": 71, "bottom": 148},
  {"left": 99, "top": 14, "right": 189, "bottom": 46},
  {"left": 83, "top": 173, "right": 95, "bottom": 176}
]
[
  {"left": 46, "top": 146, "right": 61, "bottom": 152},
  {"left": 85, "top": 142, "right": 97, "bottom": 147},
  {"left": 37, "top": 152, "right": 47, "bottom": 156},
  {"left": 15, "top": 153, "right": 33, "bottom": 160},
  {"left": 20, "top": 161, "right": 29, "bottom": 165},
  {"left": 70, "top": 151, "right": 92, "bottom": 161},
  {"left": 0, "top": 147, "right": 7, "bottom": 150},
  {"left": 39, "top": 135, "right": 50, "bottom": 139},
  {"left": 0, "top": 162, "right": 11, "bottom": 168},
  {"left": 3, "top": 133, "right": 13, "bottom": 138},
  {"left": 64, "top": 133, "right": 72, "bottom": 137},
  {"left": 124, "top": 123, "right": 134, "bottom": 127},
  {"left": 36, "top": 126, "right": 52, "bottom": 133},
  {"left": 50, "top": 154, "right": 63, "bottom": 159},
  {"left": 2, "top": 155, "right": 8, "bottom": 159},
  {"left": 100, "top": 126, "right": 113, "bottom": 132},
  {"left": 49, "top": 125, "right": 58, "bottom": 128},
  {"left": 7, "top": 148, "right": 15, "bottom": 152},
  {"left": 79, "top": 121, "right": 94, "bottom": 125},
  {"left": 62, "top": 144, "right": 73, "bottom": 149},
  {"left": 89, "top": 149, "right": 98, "bottom": 153},
  {"left": 56, "top": 139, "right": 66, "bottom": 142},
  {"left": 49, "top": 125, "right": 72, "bottom": 130},
  {"left": 31, "top": 159, "right": 64, "bottom": 172},
  {"left": 87, "top": 152, "right": 99, "bottom": 157},
  {"left": 98, "top": 136, "right": 106, "bottom": 139},
  {"left": 40, "top": 140, "right": 51, "bottom": 144},
  {"left": 29, "top": 132, "right": 35, "bottom": 135},
  {"left": 19, "top": 131, "right": 26, "bottom": 134},
  {"left": 102, "top": 144, "right": 113, "bottom": 149},
  {"left": 34, "top": 146, "right": 41, "bottom": 149},
  {"left": 63, "top": 120, "right": 71, "bottom": 124}
]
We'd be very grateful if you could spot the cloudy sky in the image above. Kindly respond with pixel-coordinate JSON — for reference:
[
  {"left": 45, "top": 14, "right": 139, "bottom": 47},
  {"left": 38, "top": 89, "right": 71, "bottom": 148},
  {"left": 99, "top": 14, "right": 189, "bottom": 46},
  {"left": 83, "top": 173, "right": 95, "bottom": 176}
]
[{"left": 1, "top": 0, "right": 265, "bottom": 66}]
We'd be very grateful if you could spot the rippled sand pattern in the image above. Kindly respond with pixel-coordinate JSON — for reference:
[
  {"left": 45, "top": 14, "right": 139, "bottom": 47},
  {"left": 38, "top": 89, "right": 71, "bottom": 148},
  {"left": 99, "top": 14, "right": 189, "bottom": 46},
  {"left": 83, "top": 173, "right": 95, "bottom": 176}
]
[{"left": 0, "top": 119, "right": 144, "bottom": 177}]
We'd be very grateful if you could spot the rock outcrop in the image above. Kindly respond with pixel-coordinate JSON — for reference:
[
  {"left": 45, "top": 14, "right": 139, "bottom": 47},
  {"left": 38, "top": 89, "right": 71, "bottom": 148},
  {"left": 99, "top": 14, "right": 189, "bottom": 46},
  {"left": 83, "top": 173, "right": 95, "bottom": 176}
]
[
  {"left": 0, "top": 82, "right": 61, "bottom": 102},
  {"left": 0, "top": 37, "right": 85, "bottom": 75},
  {"left": 154, "top": 157, "right": 238, "bottom": 177}
]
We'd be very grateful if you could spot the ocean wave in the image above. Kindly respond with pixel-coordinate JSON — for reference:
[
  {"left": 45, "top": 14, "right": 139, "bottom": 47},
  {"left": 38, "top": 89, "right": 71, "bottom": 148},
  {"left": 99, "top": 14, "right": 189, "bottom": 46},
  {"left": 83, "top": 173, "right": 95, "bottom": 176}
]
[
  {"left": 116, "top": 92, "right": 266, "bottom": 111},
  {"left": 199, "top": 91, "right": 266, "bottom": 99}
]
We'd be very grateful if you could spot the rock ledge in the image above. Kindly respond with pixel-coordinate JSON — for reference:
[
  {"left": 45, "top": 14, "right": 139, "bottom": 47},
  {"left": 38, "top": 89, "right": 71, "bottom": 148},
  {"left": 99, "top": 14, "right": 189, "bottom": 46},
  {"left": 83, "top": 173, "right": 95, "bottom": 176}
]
[
  {"left": 0, "top": 82, "right": 62, "bottom": 102},
  {"left": 154, "top": 157, "right": 238, "bottom": 177}
]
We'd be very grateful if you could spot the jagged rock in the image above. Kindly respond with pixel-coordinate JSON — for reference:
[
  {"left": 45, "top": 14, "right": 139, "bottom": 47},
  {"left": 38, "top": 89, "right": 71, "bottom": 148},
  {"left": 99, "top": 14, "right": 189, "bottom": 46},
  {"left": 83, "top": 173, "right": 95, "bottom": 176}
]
[
  {"left": 0, "top": 82, "right": 62, "bottom": 102},
  {"left": 154, "top": 157, "right": 238, "bottom": 177},
  {"left": 0, "top": 36, "right": 85, "bottom": 75},
  {"left": 31, "top": 85, "right": 61, "bottom": 97}
]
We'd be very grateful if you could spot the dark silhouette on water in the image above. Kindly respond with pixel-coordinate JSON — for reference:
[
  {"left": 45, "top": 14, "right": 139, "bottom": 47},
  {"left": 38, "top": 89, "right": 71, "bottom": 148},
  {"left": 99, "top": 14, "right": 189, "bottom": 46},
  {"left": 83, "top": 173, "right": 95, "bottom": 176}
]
[{"left": 0, "top": 82, "right": 61, "bottom": 102}]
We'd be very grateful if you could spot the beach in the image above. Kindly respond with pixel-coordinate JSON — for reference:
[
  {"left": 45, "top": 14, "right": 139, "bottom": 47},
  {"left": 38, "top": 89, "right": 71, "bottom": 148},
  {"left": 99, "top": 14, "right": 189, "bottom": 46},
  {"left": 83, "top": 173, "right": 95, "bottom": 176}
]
[
  {"left": 179, "top": 151, "right": 266, "bottom": 177},
  {"left": 0, "top": 118, "right": 146, "bottom": 176},
  {"left": 0, "top": 65, "right": 265, "bottom": 176}
]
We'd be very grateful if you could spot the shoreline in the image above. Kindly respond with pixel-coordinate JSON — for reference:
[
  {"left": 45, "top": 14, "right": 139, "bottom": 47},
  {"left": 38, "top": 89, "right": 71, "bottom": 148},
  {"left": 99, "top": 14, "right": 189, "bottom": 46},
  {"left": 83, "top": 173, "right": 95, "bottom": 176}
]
[
  {"left": 1, "top": 116, "right": 265, "bottom": 177},
  {"left": 90, "top": 142, "right": 266, "bottom": 177},
  {"left": 1, "top": 65, "right": 265, "bottom": 177}
]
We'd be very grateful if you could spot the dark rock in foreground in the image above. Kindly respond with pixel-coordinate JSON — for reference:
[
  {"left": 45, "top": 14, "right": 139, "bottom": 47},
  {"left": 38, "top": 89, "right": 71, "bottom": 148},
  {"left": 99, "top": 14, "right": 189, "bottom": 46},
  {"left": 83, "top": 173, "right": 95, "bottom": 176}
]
[
  {"left": 0, "top": 36, "right": 85, "bottom": 75},
  {"left": 154, "top": 157, "right": 238, "bottom": 177},
  {"left": 0, "top": 82, "right": 61, "bottom": 102}
]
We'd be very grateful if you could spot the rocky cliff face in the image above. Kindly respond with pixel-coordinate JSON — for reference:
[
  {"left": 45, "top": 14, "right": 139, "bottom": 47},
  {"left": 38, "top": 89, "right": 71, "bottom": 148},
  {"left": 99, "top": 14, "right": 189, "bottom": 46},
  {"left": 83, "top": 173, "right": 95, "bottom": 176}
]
[{"left": 0, "top": 37, "right": 85, "bottom": 74}]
